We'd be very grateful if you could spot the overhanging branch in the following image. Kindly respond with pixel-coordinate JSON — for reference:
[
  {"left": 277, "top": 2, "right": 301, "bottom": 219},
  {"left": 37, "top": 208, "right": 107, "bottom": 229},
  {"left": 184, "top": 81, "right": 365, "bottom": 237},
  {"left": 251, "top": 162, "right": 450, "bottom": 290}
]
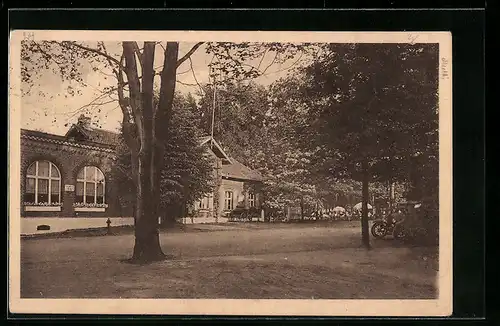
[
  {"left": 176, "top": 42, "right": 204, "bottom": 68},
  {"left": 57, "top": 41, "right": 123, "bottom": 68}
]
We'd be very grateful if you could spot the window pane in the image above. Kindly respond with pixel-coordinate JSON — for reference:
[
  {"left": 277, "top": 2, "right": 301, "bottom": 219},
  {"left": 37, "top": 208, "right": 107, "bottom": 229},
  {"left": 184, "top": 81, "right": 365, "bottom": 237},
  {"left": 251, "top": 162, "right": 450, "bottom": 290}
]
[
  {"left": 50, "top": 164, "right": 60, "bottom": 178},
  {"left": 38, "top": 193, "right": 49, "bottom": 203},
  {"left": 75, "top": 195, "right": 84, "bottom": 203},
  {"left": 51, "top": 180, "right": 60, "bottom": 194},
  {"left": 86, "top": 195, "right": 95, "bottom": 204},
  {"left": 86, "top": 167, "right": 96, "bottom": 181},
  {"left": 96, "top": 169, "right": 105, "bottom": 183},
  {"left": 38, "top": 179, "right": 48, "bottom": 203},
  {"left": 24, "top": 193, "right": 35, "bottom": 203},
  {"left": 86, "top": 183, "right": 96, "bottom": 204},
  {"left": 27, "top": 163, "right": 36, "bottom": 176},
  {"left": 38, "top": 179, "right": 48, "bottom": 194},
  {"left": 26, "top": 178, "right": 35, "bottom": 193},
  {"left": 96, "top": 183, "right": 104, "bottom": 196},
  {"left": 38, "top": 161, "right": 50, "bottom": 177},
  {"left": 76, "top": 182, "right": 84, "bottom": 196},
  {"left": 96, "top": 196, "right": 104, "bottom": 204},
  {"left": 77, "top": 168, "right": 85, "bottom": 180},
  {"left": 51, "top": 194, "right": 60, "bottom": 204},
  {"left": 86, "top": 183, "right": 96, "bottom": 196}
]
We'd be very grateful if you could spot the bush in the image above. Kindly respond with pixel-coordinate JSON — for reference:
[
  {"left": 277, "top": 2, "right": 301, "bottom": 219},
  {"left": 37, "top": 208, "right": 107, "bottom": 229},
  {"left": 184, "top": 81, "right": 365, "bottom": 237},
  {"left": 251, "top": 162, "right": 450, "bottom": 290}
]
[{"left": 401, "top": 198, "right": 439, "bottom": 246}]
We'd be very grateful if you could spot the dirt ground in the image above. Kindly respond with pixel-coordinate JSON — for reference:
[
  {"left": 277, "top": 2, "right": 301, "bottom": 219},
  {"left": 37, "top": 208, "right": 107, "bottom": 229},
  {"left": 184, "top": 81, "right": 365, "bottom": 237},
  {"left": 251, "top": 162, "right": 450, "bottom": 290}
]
[{"left": 20, "top": 221, "right": 438, "bottom": 299}]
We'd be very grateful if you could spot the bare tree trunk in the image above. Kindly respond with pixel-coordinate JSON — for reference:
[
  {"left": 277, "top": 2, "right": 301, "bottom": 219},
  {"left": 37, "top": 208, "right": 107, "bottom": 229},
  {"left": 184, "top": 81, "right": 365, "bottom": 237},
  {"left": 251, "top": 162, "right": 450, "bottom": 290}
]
[
  {"left": 124, "top": 42, "right": 165, "bottom": 263},
  {"left": 132, "top": 152, "right": 165, "bottom": 262},
  {"left": 361, "top": 159, "right": 371, "bottom": 249},
  {"left": 114, "top": 41, "right": 182, "bottom": 263}
]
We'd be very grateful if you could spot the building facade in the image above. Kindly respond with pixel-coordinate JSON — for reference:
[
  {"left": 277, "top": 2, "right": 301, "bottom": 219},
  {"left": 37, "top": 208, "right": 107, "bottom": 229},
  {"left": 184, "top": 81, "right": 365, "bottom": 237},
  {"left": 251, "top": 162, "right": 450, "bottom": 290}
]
[
  {"left": 20, "top": 115, "right": 263, "bottom": 234},
  {"left": 184, "top": 136, "right": 264, "bottom": 223}
]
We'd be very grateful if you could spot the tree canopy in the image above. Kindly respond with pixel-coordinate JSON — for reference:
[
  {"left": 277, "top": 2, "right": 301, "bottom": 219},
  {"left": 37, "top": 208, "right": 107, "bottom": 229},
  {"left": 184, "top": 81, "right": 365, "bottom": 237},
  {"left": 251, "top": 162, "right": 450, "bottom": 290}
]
[
  {"left": 268, "top": 43, "right": 439, "bottom": 246},
  {"left": 272, "top": 43, "right": 438, "bottom": 193}
]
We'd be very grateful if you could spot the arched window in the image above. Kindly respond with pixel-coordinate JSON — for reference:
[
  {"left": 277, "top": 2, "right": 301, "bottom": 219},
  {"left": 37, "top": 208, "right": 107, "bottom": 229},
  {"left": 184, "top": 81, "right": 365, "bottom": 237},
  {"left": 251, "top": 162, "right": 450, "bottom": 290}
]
[
  {"left": 25, "top": 160, "right": 61, "bottom": 204},
  {"left": 75, "top": 166, "right": 105, "bottom": 205}
]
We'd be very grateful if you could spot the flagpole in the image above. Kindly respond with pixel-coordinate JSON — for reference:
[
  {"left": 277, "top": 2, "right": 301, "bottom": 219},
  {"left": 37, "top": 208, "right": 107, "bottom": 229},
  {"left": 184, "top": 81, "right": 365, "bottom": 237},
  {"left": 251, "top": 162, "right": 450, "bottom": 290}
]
[{"left": 210, "top": 68, "right": 217, "bottom": 142}]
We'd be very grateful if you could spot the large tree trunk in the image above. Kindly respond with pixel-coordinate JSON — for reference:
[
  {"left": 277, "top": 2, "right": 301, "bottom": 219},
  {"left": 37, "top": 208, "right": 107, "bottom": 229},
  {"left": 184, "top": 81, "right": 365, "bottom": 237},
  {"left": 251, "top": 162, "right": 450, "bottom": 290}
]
[
  {"left": 131, "top": 42, "right": 179, "bottom": 263},
  {"left": 132, "top": 153, "right": 165, "bottom": 262},
  {"left": 123, "top": 42, "right": 166, "bottom": 263},
  {"left": 115, "top": 42, "right": 179, "bottom": 263},
  {"left": 361, "top": 159, "right": 371, "bottom": 249}
]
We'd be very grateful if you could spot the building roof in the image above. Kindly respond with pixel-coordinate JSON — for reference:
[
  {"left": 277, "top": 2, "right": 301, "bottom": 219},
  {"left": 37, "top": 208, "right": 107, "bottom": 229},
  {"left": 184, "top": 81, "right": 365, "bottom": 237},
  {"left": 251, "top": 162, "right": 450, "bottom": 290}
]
[
  {"left": 199, "top": 135, "right": 262, "bottom": 182},
  {"left": 20, "top": 128, "right": 116, "bottom": 153},
  {"left": 65, "top": 124, "right": 121, "bottom": 147},
  {"left": 21, "top": 129, "right": 68, "bottom": 142},
  {"left": 221, "top": 158, "right": 263, "bottom": 182},
  {"left": 198, "top": 136, "right": 232, "bottom": 164}
]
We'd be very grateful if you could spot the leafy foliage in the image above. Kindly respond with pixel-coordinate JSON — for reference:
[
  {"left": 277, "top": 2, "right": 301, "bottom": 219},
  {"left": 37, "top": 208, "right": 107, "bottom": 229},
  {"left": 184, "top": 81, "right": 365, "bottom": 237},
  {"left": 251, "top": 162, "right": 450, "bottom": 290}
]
[
  {"left": 21, "top": 40, "right": 119, "bottom": 97},
  {"left": 159, "top": 93, "right": 214, "bottom": 214},
  {"left": 204, "top": 42, "right": 310, "bottom": 82},
  {"left": 275, "top": 43, "right": 439, "bottom": 193},
  {"left": 195, "top": 80, "right": 269, "bottom": 166},
  {"left": 267, "top": 43, "right": 439, "bottom": 245}
]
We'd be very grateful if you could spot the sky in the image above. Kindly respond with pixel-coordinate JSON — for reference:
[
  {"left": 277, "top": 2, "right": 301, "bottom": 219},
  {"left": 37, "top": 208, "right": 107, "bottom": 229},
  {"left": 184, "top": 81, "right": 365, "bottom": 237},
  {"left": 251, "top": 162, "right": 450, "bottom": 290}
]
[{"left": 21, "top": 42, "right": 304, "bottom": 135}]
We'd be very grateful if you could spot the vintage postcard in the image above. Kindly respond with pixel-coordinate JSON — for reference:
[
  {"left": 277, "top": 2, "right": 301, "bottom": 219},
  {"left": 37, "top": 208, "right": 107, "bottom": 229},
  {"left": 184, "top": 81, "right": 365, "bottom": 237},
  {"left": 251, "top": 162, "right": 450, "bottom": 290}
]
[{"left": 9, "top": 30, "right": 452, "bottom": 316}]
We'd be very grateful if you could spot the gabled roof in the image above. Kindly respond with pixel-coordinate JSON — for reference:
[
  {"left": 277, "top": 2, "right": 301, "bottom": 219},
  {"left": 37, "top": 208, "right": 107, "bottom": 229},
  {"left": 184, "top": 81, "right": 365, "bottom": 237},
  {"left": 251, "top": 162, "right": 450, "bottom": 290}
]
[
  {"left": 221, "top": 158, "right": 263, "bottom": 182},
  {"left": 65, "top": 124, "right": 121, "bottom": 147},
  {"left": 198, "top": 136, "right": 263, "bottom": 182},
  {"left": 198, "top": 136, "right": 232, "bottom": 164}
]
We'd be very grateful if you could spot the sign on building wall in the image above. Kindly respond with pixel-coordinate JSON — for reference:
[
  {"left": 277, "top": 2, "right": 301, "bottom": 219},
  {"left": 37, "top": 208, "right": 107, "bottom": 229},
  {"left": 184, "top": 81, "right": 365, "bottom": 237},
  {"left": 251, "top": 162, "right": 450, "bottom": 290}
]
[{"left": 64, "top": 184, "right": 75, "bottom": 192}]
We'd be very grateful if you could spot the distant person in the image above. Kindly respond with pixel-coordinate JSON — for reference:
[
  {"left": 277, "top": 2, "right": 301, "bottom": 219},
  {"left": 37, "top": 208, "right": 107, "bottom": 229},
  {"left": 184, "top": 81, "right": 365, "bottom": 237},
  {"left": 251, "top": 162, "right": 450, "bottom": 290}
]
[{"left": 390, "top": 208, "right": 407, "bottom": 237}]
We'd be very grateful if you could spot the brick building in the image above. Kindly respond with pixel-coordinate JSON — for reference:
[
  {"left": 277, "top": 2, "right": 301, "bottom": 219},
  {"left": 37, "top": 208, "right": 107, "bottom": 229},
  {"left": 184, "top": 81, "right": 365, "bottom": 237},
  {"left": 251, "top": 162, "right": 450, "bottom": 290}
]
[
  {"left": 20, "top": 116, "right": 134, "bottom": 234},
  {"left": 20, "top": 115, "right": 263, "bottom": 234}
]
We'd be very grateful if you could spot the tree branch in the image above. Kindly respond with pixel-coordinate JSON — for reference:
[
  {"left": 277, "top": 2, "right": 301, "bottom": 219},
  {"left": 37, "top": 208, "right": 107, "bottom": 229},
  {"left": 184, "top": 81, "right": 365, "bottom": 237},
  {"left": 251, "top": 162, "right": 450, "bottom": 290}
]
[
  {"left": 100, "top": 41, "right": 120, "bottom": 80},
  {"left": 57, "top": 41, "right": 122, "bottom": 68},
  {"left": 131, "top": 41, "right": 144, "bottom": 70},
  {"left": 156, "top": 42, "right": 179, "bottom": 139},
  {"left": 62, "top": 87, "right": 119, "bottom": 118},
  {"left": 256, "top": 48, "right": 270, "bottom": 71},
  {"left": 261, "top": 52, "right": 279, "bottom": 75},
  {"left": 188, "top": 56, "right": 205, "bottom": 94},
  {"left": 261, "top": 51, "right": 304, "bottom": 77},
  {"left": 176, "top": 42, "right": 204, "bottom": 68},
  {"left": 122, "top": 42, "right": 144, "bottom": 155},
  {"left": 117, "top": 52, "right": 139, "bottom": 157}
]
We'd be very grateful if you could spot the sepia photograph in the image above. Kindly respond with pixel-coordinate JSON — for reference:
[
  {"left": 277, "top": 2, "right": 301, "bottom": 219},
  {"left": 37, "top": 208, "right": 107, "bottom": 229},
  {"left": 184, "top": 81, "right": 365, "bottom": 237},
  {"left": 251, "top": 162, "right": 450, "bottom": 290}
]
[{"left": 9, "top": 30, "right": 452, "bottom": 316}]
